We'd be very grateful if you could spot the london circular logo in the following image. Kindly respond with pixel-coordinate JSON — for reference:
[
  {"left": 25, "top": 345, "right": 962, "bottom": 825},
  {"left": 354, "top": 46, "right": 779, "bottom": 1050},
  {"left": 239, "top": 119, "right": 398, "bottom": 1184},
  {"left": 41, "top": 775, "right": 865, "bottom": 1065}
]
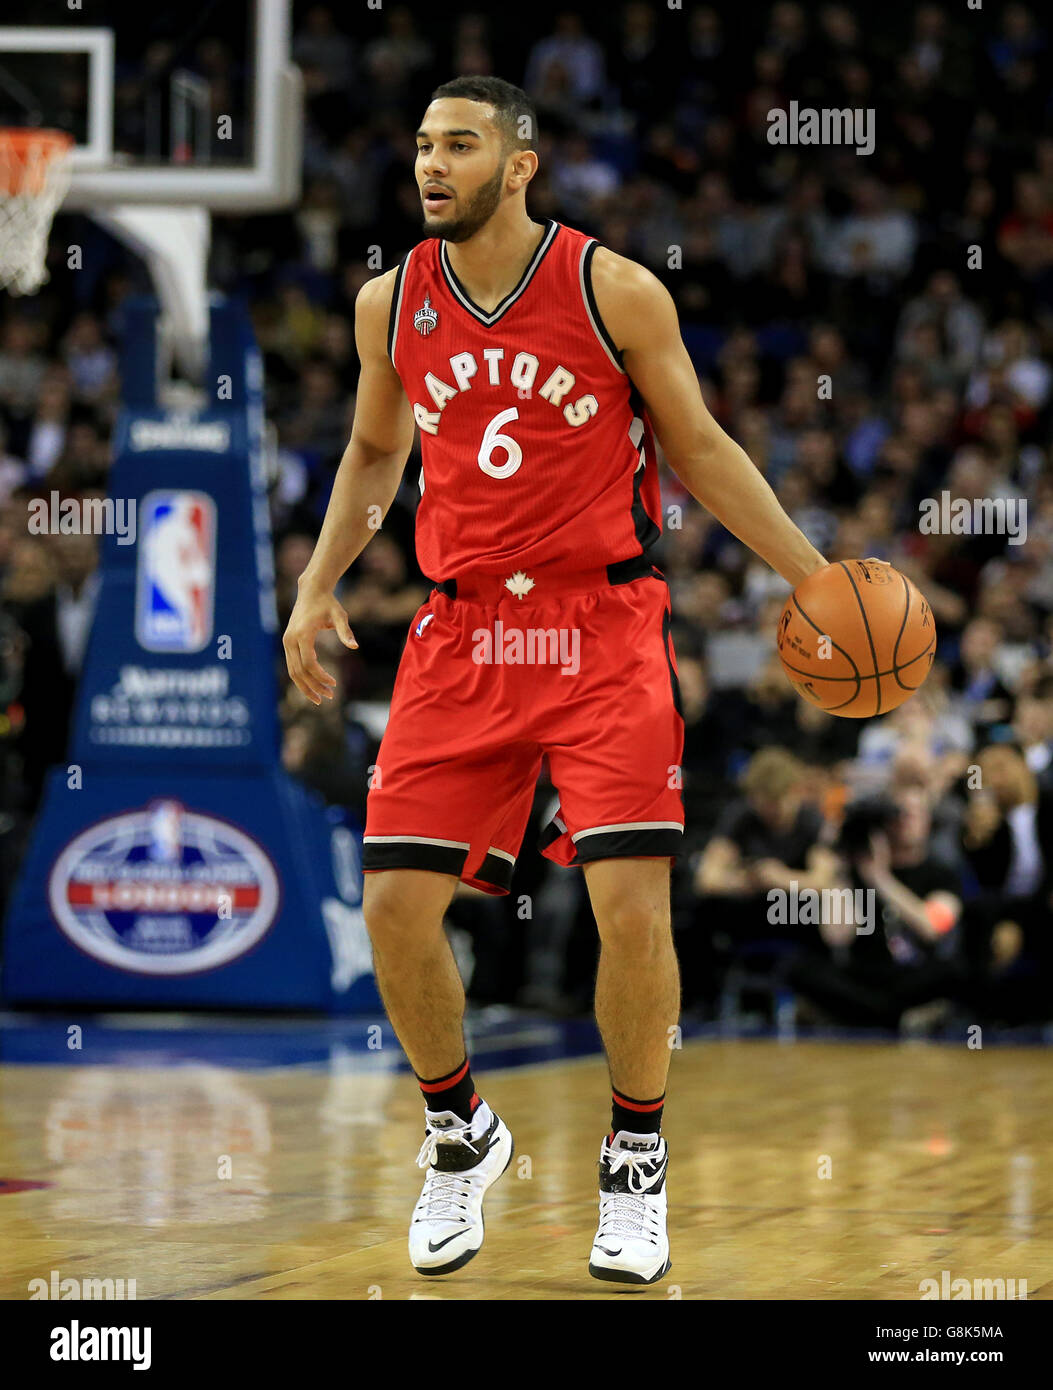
[{"left": 48, "top": 800, "right": 280, "bottom": 975}]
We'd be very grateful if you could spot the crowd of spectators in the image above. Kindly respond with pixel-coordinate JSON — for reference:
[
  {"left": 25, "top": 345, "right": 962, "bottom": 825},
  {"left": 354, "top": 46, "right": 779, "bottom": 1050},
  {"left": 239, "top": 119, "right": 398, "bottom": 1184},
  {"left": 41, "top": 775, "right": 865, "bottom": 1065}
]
[{"left": 1, "top": 2, "right": 1052, "bottom": 1031}]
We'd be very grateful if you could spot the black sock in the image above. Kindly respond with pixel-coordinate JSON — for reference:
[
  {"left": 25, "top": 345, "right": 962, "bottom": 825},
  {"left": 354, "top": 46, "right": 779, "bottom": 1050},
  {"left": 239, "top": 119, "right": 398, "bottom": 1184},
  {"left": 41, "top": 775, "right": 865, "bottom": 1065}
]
[
  {"left": 417, "top": 1056, "right": 479, "bottom": 1125},
  {"left": 611, "top": 1087, "right": 664, "bottom": 1139}
]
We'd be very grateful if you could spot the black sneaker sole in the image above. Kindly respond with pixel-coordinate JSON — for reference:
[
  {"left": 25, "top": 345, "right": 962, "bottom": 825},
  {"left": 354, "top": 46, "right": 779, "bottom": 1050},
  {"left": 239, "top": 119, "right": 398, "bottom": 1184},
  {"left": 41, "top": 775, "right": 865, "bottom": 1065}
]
[
  {"left": 414, "top": 1132, "right": 515, "bottom": 1276},
  {"left": 588, "top": 1257, "right": 671, "bottom": 1286}
]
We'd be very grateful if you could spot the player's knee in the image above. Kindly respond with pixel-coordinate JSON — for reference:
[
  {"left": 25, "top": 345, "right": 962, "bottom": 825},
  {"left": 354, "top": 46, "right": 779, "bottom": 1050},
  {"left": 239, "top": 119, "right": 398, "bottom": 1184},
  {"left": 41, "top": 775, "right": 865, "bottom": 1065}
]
[
  {"left": 362, "top": 882, "right": 414, "bottom": 947},
  {"left": 595, "top": 900, "right": 670, "bottom": 955},
  {"left": 362, "top": 873, "right": 446, "bottom": 948}
]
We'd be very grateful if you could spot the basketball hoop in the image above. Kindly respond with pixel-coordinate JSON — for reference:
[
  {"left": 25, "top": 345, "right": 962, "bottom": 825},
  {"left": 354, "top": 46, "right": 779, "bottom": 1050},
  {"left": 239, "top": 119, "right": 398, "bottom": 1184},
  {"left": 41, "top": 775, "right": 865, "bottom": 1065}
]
[{"left": 0, "top": 129, "right": 74, "bottom": 295}]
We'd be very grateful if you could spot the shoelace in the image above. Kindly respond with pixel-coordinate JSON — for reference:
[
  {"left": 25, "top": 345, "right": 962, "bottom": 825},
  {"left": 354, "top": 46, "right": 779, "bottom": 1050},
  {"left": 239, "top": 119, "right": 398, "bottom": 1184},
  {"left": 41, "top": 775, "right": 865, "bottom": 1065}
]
[
  {"left": 598, "top": 1190, "right": 659, "bottom": 1242},
  {"left": 597, "top": 1148, "right": 663, "bottom": 1243},
  {"left": 413, "top": 1128, "right": 480, "bottom": 1223},
  {"left": 607, "top": 1147, "right": 662, "bottom": 1192}
]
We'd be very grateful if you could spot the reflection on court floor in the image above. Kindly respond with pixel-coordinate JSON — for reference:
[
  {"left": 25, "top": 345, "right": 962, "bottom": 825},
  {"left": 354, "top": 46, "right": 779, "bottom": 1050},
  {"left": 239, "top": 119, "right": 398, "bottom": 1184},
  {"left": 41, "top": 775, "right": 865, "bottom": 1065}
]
[{"left": 0, "top": 1016, "right": 1050, "bottom": 1299}]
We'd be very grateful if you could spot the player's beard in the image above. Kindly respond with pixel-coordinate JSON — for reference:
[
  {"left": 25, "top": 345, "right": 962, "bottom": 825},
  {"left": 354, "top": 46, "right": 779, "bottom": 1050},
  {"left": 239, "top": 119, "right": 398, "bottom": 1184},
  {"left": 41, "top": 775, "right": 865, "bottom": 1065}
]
[{"left": 421, "top": 160, "right": 506, "bottom": 243}]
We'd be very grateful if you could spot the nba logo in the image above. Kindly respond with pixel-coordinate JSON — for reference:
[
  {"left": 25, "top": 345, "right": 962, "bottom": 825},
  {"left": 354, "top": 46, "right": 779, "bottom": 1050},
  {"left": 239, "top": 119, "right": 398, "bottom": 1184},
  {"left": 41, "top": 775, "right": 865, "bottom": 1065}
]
[{"left": 136, "top": 491, "right": 216, "bottom": 652}]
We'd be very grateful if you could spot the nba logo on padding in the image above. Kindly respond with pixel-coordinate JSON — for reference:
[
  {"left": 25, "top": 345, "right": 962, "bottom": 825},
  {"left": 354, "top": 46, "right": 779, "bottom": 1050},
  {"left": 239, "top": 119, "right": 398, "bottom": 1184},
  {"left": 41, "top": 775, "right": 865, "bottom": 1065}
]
[{"left": 136, "top": 491, "right": 216, "bottom": 652}]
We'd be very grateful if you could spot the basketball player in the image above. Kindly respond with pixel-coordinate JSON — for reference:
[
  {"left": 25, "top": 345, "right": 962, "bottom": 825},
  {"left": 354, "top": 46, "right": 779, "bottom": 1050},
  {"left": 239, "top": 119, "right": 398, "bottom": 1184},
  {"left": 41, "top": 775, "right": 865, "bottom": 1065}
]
[{"left": 284, "top": 77, "right": 827, "bottom": 1284}]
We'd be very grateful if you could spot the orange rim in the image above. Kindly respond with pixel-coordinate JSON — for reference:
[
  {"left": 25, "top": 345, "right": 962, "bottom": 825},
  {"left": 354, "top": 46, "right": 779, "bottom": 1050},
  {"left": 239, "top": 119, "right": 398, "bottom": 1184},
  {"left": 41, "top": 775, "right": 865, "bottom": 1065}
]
[{"left": 0, "top": 128, "right": 74, "bottom": 197}]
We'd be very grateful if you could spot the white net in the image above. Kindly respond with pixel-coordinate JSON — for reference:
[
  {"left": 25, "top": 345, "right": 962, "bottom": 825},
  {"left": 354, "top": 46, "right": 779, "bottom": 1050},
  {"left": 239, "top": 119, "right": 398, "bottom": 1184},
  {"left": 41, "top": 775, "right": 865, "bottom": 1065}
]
[{"left": 0, "top": 130, "right": 74, "bottom": 296}]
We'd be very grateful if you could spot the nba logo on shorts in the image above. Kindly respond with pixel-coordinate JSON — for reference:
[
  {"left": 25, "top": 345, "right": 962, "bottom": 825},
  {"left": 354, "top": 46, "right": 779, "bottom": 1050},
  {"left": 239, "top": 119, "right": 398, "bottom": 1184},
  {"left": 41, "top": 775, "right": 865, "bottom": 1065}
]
[{"left": 136, "top": 491, "right": 216, "bottom": 652}]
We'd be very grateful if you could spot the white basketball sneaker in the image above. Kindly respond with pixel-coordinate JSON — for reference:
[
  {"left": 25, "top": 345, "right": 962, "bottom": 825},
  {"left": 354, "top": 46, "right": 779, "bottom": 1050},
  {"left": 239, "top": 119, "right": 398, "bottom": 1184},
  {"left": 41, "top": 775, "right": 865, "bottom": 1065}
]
[
  {"left": 408, "top": 1100, "right": 514, "bottom": 1276},
  {"left": 588, "top": 1131, "right": 671, "bottom": 1284}
]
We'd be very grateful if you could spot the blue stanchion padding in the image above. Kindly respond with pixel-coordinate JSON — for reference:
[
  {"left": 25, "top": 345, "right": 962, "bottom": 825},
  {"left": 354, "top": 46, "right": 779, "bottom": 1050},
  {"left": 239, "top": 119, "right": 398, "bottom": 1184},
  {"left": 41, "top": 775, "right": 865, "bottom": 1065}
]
[{"left": 2, "top": 297, "right": 378, "bottom": 1012}]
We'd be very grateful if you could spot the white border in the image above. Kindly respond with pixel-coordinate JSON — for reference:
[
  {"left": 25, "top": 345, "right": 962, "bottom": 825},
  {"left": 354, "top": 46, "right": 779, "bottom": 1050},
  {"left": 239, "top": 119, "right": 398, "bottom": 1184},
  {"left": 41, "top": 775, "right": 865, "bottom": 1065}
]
[
  {"left": 0, "top": 27, "right": 113, "bottom": 168},
  {"left": 0, "top": 0, "right": 300, "bottom": 210}
]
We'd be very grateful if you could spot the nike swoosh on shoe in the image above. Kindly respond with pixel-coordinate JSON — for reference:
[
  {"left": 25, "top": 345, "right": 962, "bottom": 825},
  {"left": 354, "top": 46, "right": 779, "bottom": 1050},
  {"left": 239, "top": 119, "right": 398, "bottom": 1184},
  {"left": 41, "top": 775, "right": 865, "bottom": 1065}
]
[{"left": 427, "top": 1231, "right": 466, "bottom": 1253}]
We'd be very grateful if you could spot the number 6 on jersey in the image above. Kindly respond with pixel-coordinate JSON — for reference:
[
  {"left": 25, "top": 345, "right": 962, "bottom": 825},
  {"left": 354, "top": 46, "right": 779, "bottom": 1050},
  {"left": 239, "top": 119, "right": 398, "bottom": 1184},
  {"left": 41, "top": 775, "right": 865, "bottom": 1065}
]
[{"left": 478, "top": 408, "right": 522, "bottom": 479}]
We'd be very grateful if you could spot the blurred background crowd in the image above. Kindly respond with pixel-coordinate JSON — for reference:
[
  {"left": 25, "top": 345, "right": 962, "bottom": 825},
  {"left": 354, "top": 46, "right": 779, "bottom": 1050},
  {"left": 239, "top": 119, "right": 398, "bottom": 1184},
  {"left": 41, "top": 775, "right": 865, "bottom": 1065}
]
[{"left": 1, "top": 1, "right": 1052, "bottom": 1032}]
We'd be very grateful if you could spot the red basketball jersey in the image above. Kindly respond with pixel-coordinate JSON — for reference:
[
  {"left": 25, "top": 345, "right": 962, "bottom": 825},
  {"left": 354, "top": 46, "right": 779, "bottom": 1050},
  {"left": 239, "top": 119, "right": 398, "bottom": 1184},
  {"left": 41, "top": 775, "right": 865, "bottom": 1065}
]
[{"left": 387, "top": 219, "right": 662, "bottom": 579}]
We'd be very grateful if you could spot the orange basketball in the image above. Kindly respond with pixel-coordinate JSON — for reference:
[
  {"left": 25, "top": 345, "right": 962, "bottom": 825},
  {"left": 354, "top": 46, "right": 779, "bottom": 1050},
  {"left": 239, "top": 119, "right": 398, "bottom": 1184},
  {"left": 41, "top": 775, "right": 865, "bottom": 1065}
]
[{"left": 775, "top": 559, "right": 936, "bottom": 718}]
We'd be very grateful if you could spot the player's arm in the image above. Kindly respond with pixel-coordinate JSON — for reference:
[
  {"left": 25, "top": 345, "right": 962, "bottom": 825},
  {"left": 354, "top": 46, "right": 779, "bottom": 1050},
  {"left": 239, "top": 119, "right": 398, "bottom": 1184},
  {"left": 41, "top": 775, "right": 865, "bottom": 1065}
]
[
  {"left": 284, "top": 270, "right": 416, "bottom": 705},
  {"left": 591, "top": 249, "right": 828, "bottom": 588}
]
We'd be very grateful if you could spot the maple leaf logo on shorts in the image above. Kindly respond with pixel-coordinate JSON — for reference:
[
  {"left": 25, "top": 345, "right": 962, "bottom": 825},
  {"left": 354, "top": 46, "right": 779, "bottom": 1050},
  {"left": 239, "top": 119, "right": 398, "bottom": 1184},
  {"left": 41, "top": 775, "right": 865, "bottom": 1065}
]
[{"left": 504, "top": 571, "right": 535, "bottom": 600}]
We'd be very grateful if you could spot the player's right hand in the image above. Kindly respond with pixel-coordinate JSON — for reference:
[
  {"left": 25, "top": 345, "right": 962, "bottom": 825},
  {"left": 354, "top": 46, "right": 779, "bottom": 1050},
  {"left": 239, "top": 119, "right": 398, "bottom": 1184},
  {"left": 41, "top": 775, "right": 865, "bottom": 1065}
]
[{"left": 283, "top": 583, "right": 358, "bottom": 706}]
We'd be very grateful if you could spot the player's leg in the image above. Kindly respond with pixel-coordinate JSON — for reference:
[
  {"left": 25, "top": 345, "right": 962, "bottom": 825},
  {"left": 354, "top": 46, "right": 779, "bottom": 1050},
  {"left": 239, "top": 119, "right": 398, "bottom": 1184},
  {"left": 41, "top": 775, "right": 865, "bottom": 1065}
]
[
  {"left": 583, "top": 855, "right": 677, "bottom": 1285},
  {"left": 363, "top": 860, "right": 516, "bottom": 1276},
  {"left": 586, "top": 855, "right": 679, "bottom": 1108},
  {"left": 362, "top": 866, "right": 464, "bottom": 1079},
  {"left": 363, "top": 865, "right": 514, "bottom": 1275},
  {"left": 361, "top": 593, "right": 539, "bottom": 1274},
  {"left": 535, "top": 572, "right": 684, "bottom": 1285}
]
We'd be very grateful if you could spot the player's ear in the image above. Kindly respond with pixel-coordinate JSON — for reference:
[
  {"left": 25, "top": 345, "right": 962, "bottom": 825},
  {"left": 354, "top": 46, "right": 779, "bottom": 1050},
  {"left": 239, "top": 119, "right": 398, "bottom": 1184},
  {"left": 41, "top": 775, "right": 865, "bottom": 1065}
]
[{"left": 509, "top": 149, "right": 538, "bottom": 190}]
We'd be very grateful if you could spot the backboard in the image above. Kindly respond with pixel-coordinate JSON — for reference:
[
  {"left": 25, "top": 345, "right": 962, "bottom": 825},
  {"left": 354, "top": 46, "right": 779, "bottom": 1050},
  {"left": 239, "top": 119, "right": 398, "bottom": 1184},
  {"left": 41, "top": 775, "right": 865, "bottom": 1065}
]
[
  {"left": 0, "top": 0, "right": 301, "bottom": 211},
  {"left": 0, "top": 1, "right": 302, "bottom": 379}
]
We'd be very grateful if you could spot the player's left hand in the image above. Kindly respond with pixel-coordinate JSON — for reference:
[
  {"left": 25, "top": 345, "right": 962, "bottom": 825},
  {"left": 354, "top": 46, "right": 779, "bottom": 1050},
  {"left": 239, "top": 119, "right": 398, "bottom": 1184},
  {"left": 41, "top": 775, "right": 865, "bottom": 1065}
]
[{"left": 283, "top": 581, "right": 358, "bottom": 705}]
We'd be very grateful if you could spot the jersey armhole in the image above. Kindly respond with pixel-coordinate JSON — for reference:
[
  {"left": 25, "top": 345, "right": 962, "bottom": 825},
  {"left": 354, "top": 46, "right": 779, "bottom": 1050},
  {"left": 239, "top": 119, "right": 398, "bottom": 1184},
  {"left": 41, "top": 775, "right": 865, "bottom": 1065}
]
[
  {"left": 386, "top": 251, "right": 412, "bottom": 370},
  {"left": 580, "top": 240, "right": 626, "bottom": 375}
]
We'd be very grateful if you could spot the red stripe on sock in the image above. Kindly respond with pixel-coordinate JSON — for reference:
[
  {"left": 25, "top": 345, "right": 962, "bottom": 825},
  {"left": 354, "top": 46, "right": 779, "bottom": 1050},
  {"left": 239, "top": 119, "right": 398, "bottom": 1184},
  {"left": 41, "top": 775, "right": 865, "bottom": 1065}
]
[
  {"left": 613, "top": 1093, "right": 665, "bottom": 1112},
  {"left": 419, "top": 1059, "right": 470, "bottom": 1093}
]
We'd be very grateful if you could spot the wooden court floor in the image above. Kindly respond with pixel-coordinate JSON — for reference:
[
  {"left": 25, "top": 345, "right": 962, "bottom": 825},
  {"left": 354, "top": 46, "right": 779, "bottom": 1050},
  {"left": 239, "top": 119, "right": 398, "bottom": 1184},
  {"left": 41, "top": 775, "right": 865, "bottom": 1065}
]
[{"left": 1, "top": 1039, "right": 1050, "bottom": 1300}]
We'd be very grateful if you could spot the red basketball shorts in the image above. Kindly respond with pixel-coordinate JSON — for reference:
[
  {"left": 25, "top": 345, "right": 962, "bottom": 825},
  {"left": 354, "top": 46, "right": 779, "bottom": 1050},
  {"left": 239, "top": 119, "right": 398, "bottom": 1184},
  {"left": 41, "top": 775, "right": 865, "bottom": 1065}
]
[{"left": 361, "top": 560, "right": 685, "bottom": 895}]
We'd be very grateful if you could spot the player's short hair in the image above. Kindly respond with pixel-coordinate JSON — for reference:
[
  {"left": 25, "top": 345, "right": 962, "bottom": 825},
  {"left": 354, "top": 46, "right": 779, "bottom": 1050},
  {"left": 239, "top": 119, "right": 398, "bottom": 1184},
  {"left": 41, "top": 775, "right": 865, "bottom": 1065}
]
[{"left": 430, "top": 76, "right": 538, "bottom": 155}]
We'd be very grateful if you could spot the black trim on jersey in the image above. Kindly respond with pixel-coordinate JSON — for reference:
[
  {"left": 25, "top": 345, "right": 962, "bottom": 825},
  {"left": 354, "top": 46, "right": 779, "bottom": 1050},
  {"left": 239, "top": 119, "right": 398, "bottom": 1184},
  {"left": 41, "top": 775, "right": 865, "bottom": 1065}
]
[
  {"left": 439, "top": 219, "right": 558, "bottom": 325},
  {"left": 607, "top": 553, "right": 658, "bottom": 586},
  {"left": 630, "top": 460, "right": 661, "bottom": 555},
  {"left": 386, "top": 259, "right": 408, "bottom": 365},
  {"left": 431, "top": 554, "right": 655, "bottom": 601},
  {"left": 628, "top": 384, "right": 660, "bottom": 556},
  {"left": 582, "top": 239, "right": 625, "bottom": 369},
  {"left": 661, "top": 602, "right": 684, "bottom": 720}
]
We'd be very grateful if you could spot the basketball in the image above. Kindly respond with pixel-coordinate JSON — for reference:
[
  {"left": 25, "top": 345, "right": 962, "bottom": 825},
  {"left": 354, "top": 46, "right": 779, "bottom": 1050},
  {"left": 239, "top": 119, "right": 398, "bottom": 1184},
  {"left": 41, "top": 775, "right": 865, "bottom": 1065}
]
[{"left": 776, "top": 559, "right": 936, "bottom": 718}]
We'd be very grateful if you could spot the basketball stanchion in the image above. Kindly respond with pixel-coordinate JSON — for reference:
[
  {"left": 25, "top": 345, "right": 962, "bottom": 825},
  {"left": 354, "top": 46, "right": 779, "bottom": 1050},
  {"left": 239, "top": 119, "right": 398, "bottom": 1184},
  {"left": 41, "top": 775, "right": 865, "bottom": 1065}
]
[{"left": 1, "top": 298, "right": 378, "bottom": 1012}]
